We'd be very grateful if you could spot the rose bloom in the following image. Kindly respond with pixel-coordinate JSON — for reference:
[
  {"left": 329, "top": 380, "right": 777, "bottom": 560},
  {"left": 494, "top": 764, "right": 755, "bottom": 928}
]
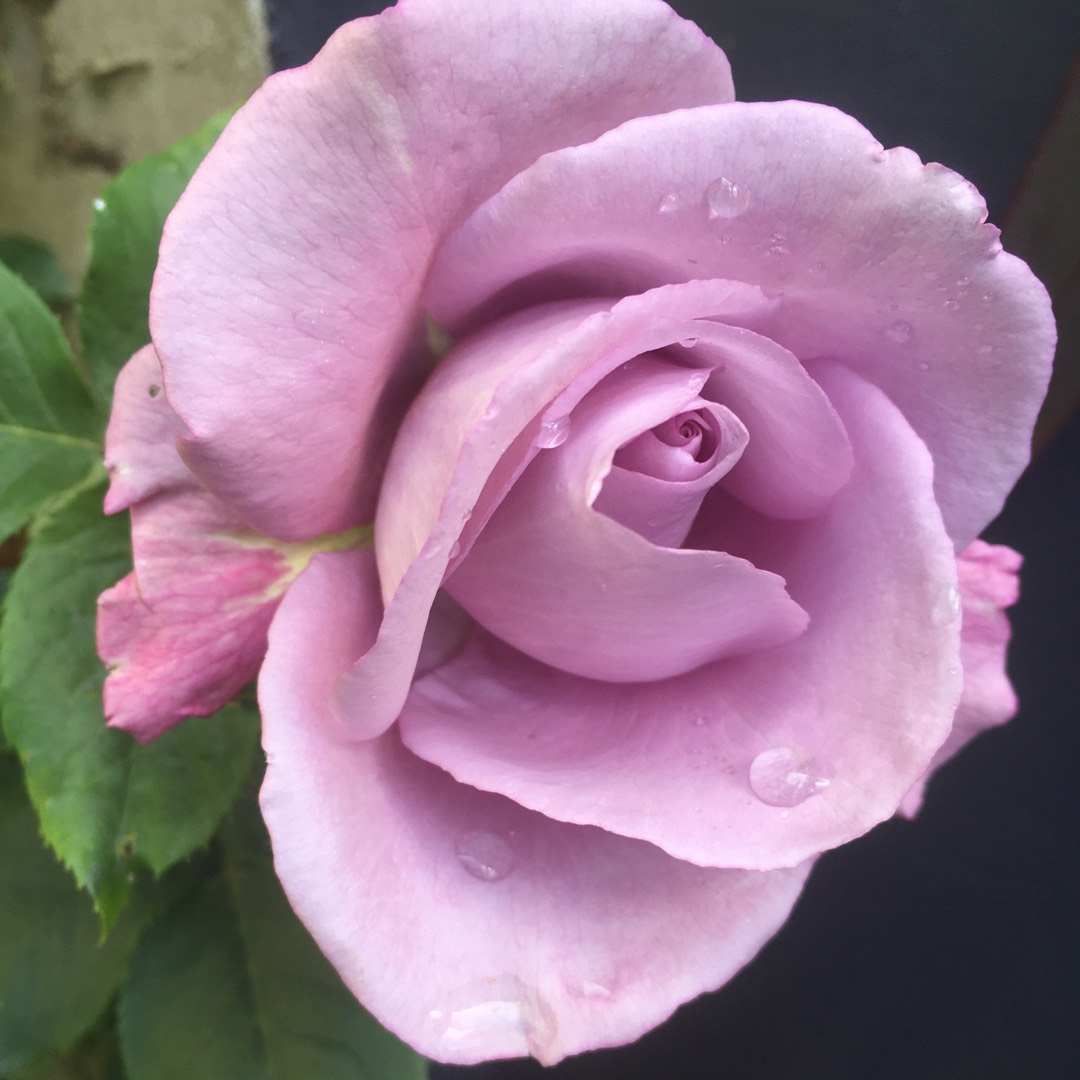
[{"left": 96, "top": 0, "right": 1054, "bottom": 1065}]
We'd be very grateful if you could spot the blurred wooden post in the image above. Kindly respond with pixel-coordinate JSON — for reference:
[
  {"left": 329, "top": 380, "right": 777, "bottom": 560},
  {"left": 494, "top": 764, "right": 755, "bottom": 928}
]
[{"left": 0, "top": 0, "right": 269, "bottom": 278}]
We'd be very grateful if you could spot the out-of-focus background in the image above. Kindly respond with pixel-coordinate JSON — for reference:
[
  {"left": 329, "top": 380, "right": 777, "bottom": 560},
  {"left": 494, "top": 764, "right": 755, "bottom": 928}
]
[{"left": 2, "top": 2, "right": 1076, "bottom": 1077}]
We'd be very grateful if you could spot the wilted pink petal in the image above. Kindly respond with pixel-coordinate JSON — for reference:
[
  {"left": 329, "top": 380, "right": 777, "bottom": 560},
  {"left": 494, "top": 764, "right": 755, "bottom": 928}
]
[
  {"left": 98, "top": 489, "right": 293, "bottom": 741},
  {"left": 259, "top": 548, "right": 810, "bottom": 1065},
  {"left": 900, "top": 540, "right": 1023, "bottom": 815}
]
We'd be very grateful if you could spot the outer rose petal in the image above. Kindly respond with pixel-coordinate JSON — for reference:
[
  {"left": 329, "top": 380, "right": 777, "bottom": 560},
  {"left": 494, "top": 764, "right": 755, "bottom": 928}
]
[
  {"left": 103, "top": 345, "right": 196, "bottom": 514},
  {"left": 427, "top": 100, "right": 1055, "bottom": 546},
  {"left": 400, "top": 363, "right": 962, "bottom": 870},
  {"left": 900, "top": 540, "right": 1022, "bottom": 816},
  {"left": 97, "top": 348, "right": 347, "bottom": 740},
  {"left": 98, "top": 490, "right": 290, "bottom": 742},
  {"left": 259, "top": 548, "right": 811, "bottom": 1065},
  {"left": 152, "top": 0, "right": 735, "bottom": 539}
]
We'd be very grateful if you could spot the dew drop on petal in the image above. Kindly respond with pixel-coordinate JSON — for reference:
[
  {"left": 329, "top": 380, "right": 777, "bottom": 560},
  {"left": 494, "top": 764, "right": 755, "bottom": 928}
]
[
  {"left": 884, "top": 319, "right": 912, "bottom": 344},
  {"left": 455, "top": 828, "right": 515, "bottom": 882},
  {"left": 976, "top": 343, "right": 993, "bottom": 356},
  {"left": 427, "top": 977, "right": 555, "bottom": 1059},
  {"left": 944, "top": 298, "right": 961, "bottom": 311},
  {"left": 448, "top": 540, "right": 462, "bottom": 559},
  {"left": 704, "top": 176, "right": 751, "bottom": 220},
  {"left": 679, "top": 336, "right": 699, "bottom": 348},
  {"left": 687, "top": 371, "right": 709, "bottom": 394},
  {"left": 749, "top": 746, "right": 831, "bottom": 808},
  {"left": 535, "top": 415, "right": 570, "bottom": 449},
  {"left": 918, "top": 360, "right": 931, "bottom": 371},
  {"left": 657, "top": 192, "right": 681, "bottom": 214},
  {"left": 931, "top": 583, "right": 961, "bottom": 626}
]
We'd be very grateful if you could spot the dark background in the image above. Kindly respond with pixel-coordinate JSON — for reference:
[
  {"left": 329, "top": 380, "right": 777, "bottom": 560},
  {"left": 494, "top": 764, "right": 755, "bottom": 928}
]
[{"left": 266, "top": 3, "right": 1080, "bottom": 1077}]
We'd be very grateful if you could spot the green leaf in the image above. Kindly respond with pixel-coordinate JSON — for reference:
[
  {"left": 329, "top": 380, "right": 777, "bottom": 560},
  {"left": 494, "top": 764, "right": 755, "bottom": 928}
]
[
  {"left": 118, "top": 811, "right": 427, "bottom": 1080},
  {"left": 78, "top": 111, "right": 233, "bottom": 406},
  {"left": 0, "top": 236, "right": 76, "bottom": 308},
  {"left": 0, "top": 261, "right": 101, "bottom": 543},
  {"left": 0, "top": 481, "right": 261, "bottom": 926},
  {"left": 0, "top": 757, "right": 141, "bottom": 1074}
]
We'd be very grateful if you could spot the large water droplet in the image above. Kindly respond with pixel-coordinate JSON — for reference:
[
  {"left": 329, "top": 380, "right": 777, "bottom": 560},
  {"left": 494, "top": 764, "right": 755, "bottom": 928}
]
[
  {"left": 931, "top": 583, "right": 961, "bottom": 626},
  {"left": 884, "top": 320, "right": 912, "bottom": 344},
  {"left": 679, "top": 336, "right": 699, "bottom": 348},
  {"left": 535, "top": 415, "right": 570, "bottom": 449},
  {"left": 704, "top": 176, "right": 751, "bottom": 220},
  {"left": 455, "top": 828, "right": 515, "bottom": 882},
  {"left": 687, "top": 371, "right": 709, "bottom": 394},
  {"left": 657, "top": 192, "right": 681, "bottom": 214},
  {"left": 427, "top": 977, "right": 555, "bottom": 1058},
  {"left": 749, "top": 746, "right": 831, "bottom": 807}
]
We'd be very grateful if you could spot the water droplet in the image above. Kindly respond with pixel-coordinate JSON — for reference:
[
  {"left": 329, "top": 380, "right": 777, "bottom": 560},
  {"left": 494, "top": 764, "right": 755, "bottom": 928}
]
[
  {"left": 884, "top": 320, "right": 912, "bottom": 344},
  {"left": 449, "top": 540, "right": 462, "bottom": 559},
  {"left": 765, "top": 232, "right": 788, "bottom": 257},
  {"left": 717, "top": 234, "right": 732, "bottom": 246},
  {"left": 981, "top": 291, "right": 994, "bottom": 303},
  {"left": 918, "top": 360, "right": 931, "bottom": 371},
  {"left": 687, "top": 371, "right": 709, "bottom": 394},
  {"left": 923, "top": 269, "right": 938, "bottom": 281},
  {"left": 749, "top": 746, "right": 831, "bottom": 807},
  {"left": 93, "top": 197, "right": 106, "bottom": 211},
  {"left": 957, "top": 275, "right": 971, "bottom": 288},
  {"left": 809, "top": 261, "right": 826, "bottom": 275},
  {"left": 944, "top": 298, "right": 960, "bottom": 311},
  {"left": 428, "top": 977, "right": 555, "bottom": 1058},
  {"left": 679, "top": 336, "right": 699, "bottom": 348},
  {"left": 535, "top": 415, "right": 570, "bottom": 449},
  {"left": 691, "top": 715, "right": 707, "bottom": 728},
  {"left": 455, "top": 828, "right": 515, "bottom": 882},
  {"left": 573, "top": 979, "right": 613, "bottom": 1001},
  {"left": 704, "top": 176, "right": 751, "bottom": 220},
  {"left": 147, "top": 384, "right": 161, "bottom": 398},
  {"left": 931, "top": 583, "right": 961, "bottom": 626},
  {"left": 658, "top": 192, "right": 681, "bottom": 214},
  {"left": 976, "top": 343, "right": 993, "bottom": 356}
]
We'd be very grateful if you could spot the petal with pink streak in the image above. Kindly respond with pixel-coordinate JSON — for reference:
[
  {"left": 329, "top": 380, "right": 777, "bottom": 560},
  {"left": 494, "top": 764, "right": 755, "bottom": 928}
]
[
  {"left": 427, "top": 100, "right": 1055, "bottom": 546},
  {"left": 400, "top": 363, "right": 962, "bottom": 870},
  {"left": 151, "top": 0, "right": 735, "bottom": 540},
  {"left": 900, "top": 540, "right": 1022, "bottom": 816},
  {"left": 445, "top": 358, "right": 807, "bottom": 682},
  {"left": 98, "top": 488, "right": 293, "bottom": 742},
  {"left": 335, "top": 280, "right": 778, "bottom": 737},
  {"left": 259, "top": 548, "right": 810, "bottom": 1065},
  {"left": 102, "top": 345, "right": 195, "bottom": 515}
]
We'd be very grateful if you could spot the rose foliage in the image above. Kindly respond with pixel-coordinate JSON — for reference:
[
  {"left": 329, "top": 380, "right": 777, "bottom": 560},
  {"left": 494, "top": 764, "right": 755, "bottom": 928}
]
[{"left": 95, "top": 0, "right": 1054, "bottom": 1065}]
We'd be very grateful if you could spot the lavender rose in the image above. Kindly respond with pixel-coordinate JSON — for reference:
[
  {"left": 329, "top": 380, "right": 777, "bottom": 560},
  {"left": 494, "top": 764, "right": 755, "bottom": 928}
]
[{"left": 96, "top": 0, "right": 1054, "bottom": 1064}]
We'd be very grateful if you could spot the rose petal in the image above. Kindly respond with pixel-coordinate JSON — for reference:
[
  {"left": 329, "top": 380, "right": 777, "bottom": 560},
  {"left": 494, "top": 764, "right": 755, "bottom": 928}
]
[
  {"left": 427, "top": 100, "right": 1055, "bottom": 546},
  {"left": 102, "top": 345, "right": 195, "bottom": 515},
  {"left": 446, "top": 357, "right": 807, "bottom": 681},
  {"left": 400, "top": 363, "right": 962, "bottom": 870},
  {"left": 335, "top": 279, "right": 779, "bottom": 737},
  {"left": 899, "top": 540, "right": 1022, "bottom": 816},
  {"left": 151, "top": 0, "right": 735, "bottom": 539},
  {"left": 98, "top": 488, "right": 291, "bottom": 741},
  {"left": 259, "top": 548, "right": 810, "bottom": 1065}
]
